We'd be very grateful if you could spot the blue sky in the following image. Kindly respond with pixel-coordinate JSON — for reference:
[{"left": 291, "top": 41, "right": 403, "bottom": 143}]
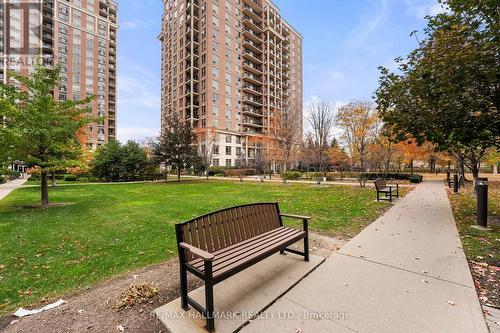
[{"left": 117, "top": 0, "right": 443, "bottom": 142}]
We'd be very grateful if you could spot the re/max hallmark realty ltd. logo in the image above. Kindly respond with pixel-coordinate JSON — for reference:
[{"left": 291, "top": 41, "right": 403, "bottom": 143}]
[{"left": 2, "top": 0, "right": 54, "bottom": 67}]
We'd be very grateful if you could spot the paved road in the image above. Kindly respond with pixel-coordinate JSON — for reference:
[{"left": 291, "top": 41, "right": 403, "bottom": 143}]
[
  {"left": 0, "top": 178, "right": 27, "bottom": 201},
  {"left": 242, "top": 180, "right": 488, "bottom": 333}
]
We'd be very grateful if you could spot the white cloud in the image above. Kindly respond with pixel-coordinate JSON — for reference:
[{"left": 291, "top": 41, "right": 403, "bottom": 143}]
[
  {"left": 406, "top": 0, "right": 447, "bottom": 20},
  {"left": 118, "top": 126, "right": 160, "bottom": 142},
  {"left": 345, "top": 0, "right": 389, "bottom": 47},
  {"left": 329, "top": 70, "right": 345, "bottom": 80},
  {"left": 120, "top": 20, "right": 155, "bottom": 30}
]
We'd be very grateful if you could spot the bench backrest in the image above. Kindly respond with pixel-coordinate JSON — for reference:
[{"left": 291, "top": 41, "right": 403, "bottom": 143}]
[
  {"left": 176, "top": 203, "right": 282, "bottom": 260},
  {"left": 374, "top": 178, "right": 386, "bottom": 190}
]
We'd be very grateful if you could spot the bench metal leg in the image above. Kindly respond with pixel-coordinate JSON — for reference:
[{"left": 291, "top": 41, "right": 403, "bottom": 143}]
[
  {"left": 179, "top": 258, "right": 189, "bottom": 310},
  {"left": 377, "top": 191, "right": 380, "bottom": 202},
  {"left": 303, "top": 218, "right": 309, "bottom": 262},
  {"left": 279, "top": 249, "right": 285, "bottom": 254},
  {"left": 204, "top": 261, "right": 215, "bottom": 332}
]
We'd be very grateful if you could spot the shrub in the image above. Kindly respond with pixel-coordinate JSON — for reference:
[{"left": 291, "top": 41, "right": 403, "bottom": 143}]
[
  {"left": 281, "top": 171, "right": 302, "bottom": 180},
  {"left": 208, "top": 166, "right": 227, "bottom": 176},
  {"left": 224, "top": 168, "right": 256, "bottom": 177},
  {"left": 409, "top": 174, "right": 423, "bottom": 183},
  {"left": 64, "top": 174, "right": 79, "bottom": 181}
]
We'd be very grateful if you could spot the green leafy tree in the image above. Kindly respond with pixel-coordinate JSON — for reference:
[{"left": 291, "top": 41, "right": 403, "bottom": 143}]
[
  {"left": 91, "top": 140, "right": 122, "bottom": 181},
  {"left": 376, "top": 0, "right": 500, "bottom": 183},
  {"left": 121, "top": 141, "right": 151, "bottom": 181},
  {"left": 0, "top": 64, "right": 94, "bottom": 207},
  {"left": 151, "top": 112, "right": 196, "bottom": 182}
]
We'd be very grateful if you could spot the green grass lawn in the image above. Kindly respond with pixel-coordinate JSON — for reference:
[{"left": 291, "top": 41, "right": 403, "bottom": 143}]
[
  {"left": 0, "top": 180, "right": 394, "bottom": 315},
  {"left": 448, "top": 181, "right": 500, "bottom": 266}
]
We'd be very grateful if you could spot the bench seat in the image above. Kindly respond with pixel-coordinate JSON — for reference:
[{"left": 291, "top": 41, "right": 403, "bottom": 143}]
[{"left": 188, "top": 227, "right": 305, "bottom": 282}]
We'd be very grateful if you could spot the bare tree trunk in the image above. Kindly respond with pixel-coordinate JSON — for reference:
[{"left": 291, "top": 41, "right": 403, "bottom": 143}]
[
  {"left": 41, "top": 171, "right": 49, "bottom": 207},
  {"left": 51, "top": 171, "right": 57, "bottom": 187},
  {"left": 177, "top": 167, "right": 181, "bottom": 182}
]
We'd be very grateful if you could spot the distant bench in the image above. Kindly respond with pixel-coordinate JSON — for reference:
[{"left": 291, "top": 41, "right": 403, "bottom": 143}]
[
  {"left": 375, "top": 178, "right": 399, "bottom": 202},
  {"left": 175, "top": 203, "right": 310, "bottom": 331}
]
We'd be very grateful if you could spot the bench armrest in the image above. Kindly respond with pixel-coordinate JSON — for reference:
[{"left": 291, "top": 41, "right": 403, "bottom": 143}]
[
  {"left": 179, "top": 242, "right": 214, "bottom": 261},
  {"left": 280, "top": 213, "right": 311, "bottom": 220}
]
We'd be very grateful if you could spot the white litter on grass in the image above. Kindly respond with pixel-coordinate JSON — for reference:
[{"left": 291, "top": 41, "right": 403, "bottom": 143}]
[{"left": 13, "top": 299, "right": 66, "bottom": 318}]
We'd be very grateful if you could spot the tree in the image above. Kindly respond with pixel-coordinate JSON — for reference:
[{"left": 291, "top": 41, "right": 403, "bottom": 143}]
[
  {"left": 121, "top": 141, "right": 151, "bottom": 181},
  {"left": 91, "top": 140, "right": 151, "bottom": 181},
  {"left": 376, "top": 0, "right": 500, "bottom": 184},
  {"left": 305, "top": 99, "right": 336, "bottom": 175},
  {"left": 151, "top": 112, "right": 196, "bottom": 182},
  {"left": 253, "top": 152, "right": 269, "bottom": 181},
  {"left": 235, "top": 152, "right": 247, "bottom": 182},
  {"left": 91, "top": 140, "right": 123, "bottom": 181},
  {"left": 0, "top": 64, "right": 95, "bottom": 207},
  {"left": 327, "top": 145, "right": 350, "bottom": 171},
  {"left": 277, "top": 107, "right": 302, "bottom": 172},
  {"left": 336, "top": 100, "right": 378, "bottom": 173},
  {"left": 195, "top": 127, "right": 217, "bottom": 180}
]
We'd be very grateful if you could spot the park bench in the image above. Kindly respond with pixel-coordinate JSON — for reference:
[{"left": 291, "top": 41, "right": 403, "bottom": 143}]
[
  {"left": 375, "top": 178, "right": 399, "bottom": 202},
  {"left": 175, "top": 203, "right": 310, "bottom": 331}
]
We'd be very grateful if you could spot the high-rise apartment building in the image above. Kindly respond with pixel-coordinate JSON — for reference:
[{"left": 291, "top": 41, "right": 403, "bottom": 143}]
[
  {"left": 0, "top": 0, "right": 117, "bottom": 149},
  {"left": 159, "top": 0, "right": 302, "bottom": 168}
]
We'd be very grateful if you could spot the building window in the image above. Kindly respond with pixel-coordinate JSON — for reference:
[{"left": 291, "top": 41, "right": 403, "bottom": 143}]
[
  {"left": 213, "top": 145, "right": 219, "bottom": 154},
  {"left": 225, "top": 135, "right": 231, "bottom": 143},
  {"left": 225, "top": 146, "right": 232, "bottom": 155},
  {"left": 213, "top": 159, "right": 219, "bottom": 166},
  {"left": 226, "top": 159, "right": 232, "bottom": 167}
]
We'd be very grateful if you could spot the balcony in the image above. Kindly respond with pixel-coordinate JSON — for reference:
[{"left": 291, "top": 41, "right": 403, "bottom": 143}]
[
  {"left": 242, "top": 118, "right": 264, "bottom": 128},
  {"left": 242, "top": 72, "right": 263, "bottom": 85},
  {"left": 242, "top": 16, "right": 263, "bottom": 34},
  {"left": 242, "top": 5, "right": 263, "bottom": 24},
  {"left": 242, "top": 61, "right": 263, "bottom": 75},
  {"left": 242, "top": 94, "right": 263, "bottom": 107},
  {"left": 242, "top": 83, "right": 263, "bottom": 96},
  {"left": 243, "top": 39, "right": 262, "bottom": 55},
  {"left": 242, "top": 106, "right": 263, "bottom": 117},
  {"left": 186, "top": 0, "right": 199, "bottom": 12},
  {"left": 243, "top": 28, "right": 263, "bottom": 44},
  {"left": 242, "top": 0, "right": 262, "bottom": 13},
  {"left": 242, "top": 50, "right": 262, "bottom": 64}
]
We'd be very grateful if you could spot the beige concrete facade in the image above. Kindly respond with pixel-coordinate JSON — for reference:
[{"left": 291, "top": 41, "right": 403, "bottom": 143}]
[
  {"left": 0, "top": 0, "right": 117, "bottom": 149},
  {"left": 160, "top": 0, "right": 302, "bottom": 167}
]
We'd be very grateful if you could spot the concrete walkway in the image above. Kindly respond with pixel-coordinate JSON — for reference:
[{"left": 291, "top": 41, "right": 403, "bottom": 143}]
[
  {"left": 0, "top": 178, "right": 27, "bottom": 201},
  {"left": 242, "top": 180, "right": 488, "bottom": 333}
]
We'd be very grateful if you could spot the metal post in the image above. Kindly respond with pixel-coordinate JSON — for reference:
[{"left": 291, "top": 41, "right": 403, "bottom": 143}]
[
  {"left": 453, "top": 174, "right": 459, "bottom": 193},
  {"left": 476, "top": 178, "right": 488, "bottom": 228}
]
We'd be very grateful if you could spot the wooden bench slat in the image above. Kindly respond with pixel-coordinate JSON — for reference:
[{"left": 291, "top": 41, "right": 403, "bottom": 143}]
[
  {"left": 188, "top": 227, "right": 288, "bottom": 268},
  {"left": 189, "top": 227, "right": 298, "bottom": 270},
  {"left": 212, "top": 230, "right": 306, "bottom": 279},
  {"left": 211, "top": 229, "right": 302, "bottom": 272}
]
